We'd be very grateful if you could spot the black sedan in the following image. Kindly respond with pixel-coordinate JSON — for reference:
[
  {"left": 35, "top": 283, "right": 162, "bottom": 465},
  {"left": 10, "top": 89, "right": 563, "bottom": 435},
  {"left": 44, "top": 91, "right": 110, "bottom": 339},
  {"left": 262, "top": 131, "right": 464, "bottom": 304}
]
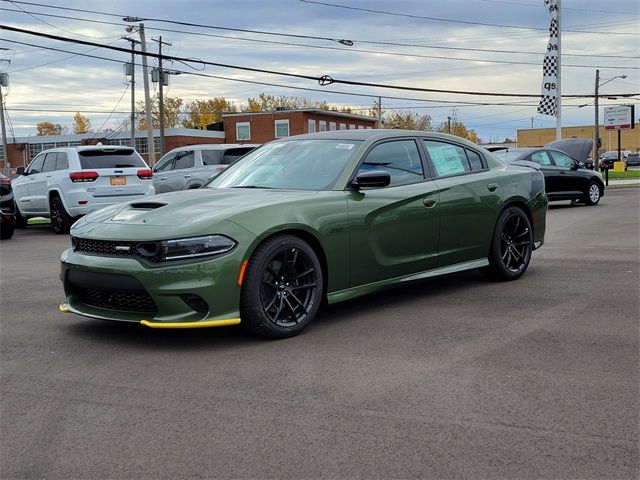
[
  {"left": 489, "top": 139, "right": 604, "bottom": 206},
  {"left": 0, "top": 173, "right": 16, "bottom": 239}
]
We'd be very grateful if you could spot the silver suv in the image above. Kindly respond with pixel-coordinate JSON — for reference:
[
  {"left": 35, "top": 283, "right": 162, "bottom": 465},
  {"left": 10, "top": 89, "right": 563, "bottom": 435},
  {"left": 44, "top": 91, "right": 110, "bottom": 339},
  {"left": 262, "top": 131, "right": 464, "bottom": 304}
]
[
  {"left": 12, "top": 145, "right": 154, "bottom": 234},
  {"left": 152, "top": 144, "right": 259, "bottom": 193}
]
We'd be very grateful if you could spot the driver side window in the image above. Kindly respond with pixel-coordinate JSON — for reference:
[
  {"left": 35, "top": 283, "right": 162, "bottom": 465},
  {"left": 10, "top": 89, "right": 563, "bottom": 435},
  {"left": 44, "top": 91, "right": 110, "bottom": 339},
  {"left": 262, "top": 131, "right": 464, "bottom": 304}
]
[
  {"left": 530, "top": 151, "right": 552, "bottom": 165},
  {"left": 154, "top": 153, "right": 175, "bottom": 172},
  {"left": 27, "top": 154, "right": 45, "bottom": 174},
  {"left": 549, "top": 150, "right": 575, "bottom": 167},
  {"left": 357, "top": 140, "right": 424, "bottom": 187}
]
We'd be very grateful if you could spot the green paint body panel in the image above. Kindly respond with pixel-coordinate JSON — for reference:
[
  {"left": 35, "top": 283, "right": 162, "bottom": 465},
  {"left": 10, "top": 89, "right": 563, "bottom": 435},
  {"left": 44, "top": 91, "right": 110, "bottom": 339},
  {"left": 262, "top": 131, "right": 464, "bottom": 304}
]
[{"left": 60, "top": 130, "right": 547, "bottom": 327}]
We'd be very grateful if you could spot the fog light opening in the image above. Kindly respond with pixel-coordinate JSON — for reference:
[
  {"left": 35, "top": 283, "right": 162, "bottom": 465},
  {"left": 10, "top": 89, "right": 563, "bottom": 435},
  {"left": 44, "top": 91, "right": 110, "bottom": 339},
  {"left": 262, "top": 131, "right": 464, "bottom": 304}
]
[{"left": 181, "top": 294, "right": 209, "bottom": 315}]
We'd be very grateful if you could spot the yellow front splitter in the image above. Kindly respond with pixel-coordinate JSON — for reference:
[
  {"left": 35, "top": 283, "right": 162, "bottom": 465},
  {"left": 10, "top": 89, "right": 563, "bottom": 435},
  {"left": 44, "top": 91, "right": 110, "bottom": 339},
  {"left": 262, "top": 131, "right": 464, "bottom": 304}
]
[
  {"left": 59, "top": 303, "right": 240, "bottom": 329},
  {"left": 140, "top": 318, "right": 241, "bottom": 329}
]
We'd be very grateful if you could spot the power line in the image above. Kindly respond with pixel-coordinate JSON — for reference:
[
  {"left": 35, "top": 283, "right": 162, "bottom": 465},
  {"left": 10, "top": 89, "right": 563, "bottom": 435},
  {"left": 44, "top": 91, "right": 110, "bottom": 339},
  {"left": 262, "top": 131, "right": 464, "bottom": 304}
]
[
  {"left": 2, "top": 5, "right": 638, "bottom": 62},
  {"left": 298, "top": 0, "right": 640, "bottom": 35},
  {"left": 2, "top": 25, "right": 638, "bottom": 99},
  {"left": 2, "top": 0, "right": 353, "bottom": 45},
  {"left": 477, "top": 0, "right": 640, "bottom": 16}
]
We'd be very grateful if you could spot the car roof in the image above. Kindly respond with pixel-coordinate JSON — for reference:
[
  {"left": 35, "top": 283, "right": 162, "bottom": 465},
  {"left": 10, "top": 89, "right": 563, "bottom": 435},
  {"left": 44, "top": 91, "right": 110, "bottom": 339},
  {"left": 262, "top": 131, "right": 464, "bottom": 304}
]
[
  {"left": 170, "top": 143, "right": 260, "bottom": 151},
  {"left": 280, "top": 129, "right": 482, "bottom": 149}
]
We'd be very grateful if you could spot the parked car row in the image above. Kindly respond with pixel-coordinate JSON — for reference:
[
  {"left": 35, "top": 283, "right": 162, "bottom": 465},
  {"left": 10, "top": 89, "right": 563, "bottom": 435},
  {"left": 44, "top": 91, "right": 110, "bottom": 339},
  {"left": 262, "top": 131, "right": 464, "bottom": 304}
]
[{"left": 4, "top": 143, "right": 259, "bottom": 238}]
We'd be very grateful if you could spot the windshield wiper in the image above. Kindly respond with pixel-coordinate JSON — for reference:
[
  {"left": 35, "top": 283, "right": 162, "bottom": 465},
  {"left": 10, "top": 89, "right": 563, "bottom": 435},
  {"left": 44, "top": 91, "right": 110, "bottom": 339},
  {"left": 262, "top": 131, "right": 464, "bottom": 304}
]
[{"left": 231, "top": 185, "right": 273, "bottom": 189}]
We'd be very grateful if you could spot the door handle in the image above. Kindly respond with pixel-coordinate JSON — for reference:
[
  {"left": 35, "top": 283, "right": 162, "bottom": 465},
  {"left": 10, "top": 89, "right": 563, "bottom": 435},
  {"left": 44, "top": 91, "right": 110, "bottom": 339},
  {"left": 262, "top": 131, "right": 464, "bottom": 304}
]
[
  {"left": 487, "top": 183, "right": 498, "bottom": 192},
  {"left": 423, "top": 198, "right": 437, "bottom": 208},
  {"left": 560, "top": 171, "right": 566, "bottom": 174},
  {"left": 184, "top": 174, "right": 192, "bottom": 178},
  {"left": 160, "top": 177, "right": 167, "bottom": 180}
]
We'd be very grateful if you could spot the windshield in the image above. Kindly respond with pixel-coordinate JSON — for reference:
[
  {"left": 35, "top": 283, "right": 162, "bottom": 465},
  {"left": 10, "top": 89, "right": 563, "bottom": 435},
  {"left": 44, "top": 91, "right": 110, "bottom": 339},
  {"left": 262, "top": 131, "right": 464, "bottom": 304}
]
[{"left": 208, "top": 139, "right": 363, "bottom": 190}]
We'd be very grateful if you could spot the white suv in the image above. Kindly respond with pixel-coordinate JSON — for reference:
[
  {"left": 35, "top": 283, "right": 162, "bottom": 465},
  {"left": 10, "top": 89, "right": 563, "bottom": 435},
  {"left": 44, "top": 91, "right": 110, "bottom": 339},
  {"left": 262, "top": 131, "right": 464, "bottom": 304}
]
[{"left": 12, "top": 145, "right": 155, "bottom": 234}]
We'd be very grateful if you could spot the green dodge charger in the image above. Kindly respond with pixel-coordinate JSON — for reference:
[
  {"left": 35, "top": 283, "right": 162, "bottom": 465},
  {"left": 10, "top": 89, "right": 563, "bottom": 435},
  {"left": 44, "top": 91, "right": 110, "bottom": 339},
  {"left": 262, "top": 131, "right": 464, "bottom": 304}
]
[{"left": 60, "top": 130, "right": 547, "bottom": 338}]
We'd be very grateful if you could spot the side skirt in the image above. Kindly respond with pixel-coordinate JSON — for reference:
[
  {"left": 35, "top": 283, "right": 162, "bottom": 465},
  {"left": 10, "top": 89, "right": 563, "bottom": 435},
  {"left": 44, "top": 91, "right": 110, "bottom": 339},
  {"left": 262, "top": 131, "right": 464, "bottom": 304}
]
[{"left": 327, "top": 258, "right": 489, "bottom": 305}]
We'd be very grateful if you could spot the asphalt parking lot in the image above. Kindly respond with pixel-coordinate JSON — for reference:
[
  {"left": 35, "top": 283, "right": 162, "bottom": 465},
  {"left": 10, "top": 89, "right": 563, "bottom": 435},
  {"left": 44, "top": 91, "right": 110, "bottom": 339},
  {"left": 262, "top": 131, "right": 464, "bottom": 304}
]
[{"left": 1, "top": 188, "right": 638, "bottom": 479}]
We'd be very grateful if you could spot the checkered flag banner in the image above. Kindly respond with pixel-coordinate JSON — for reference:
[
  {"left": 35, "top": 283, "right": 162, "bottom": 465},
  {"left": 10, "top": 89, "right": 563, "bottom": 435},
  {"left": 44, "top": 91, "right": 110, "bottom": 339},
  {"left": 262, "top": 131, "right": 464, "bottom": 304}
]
[{"left": 537, "top": 0, "right": 559, "bottom": 117}]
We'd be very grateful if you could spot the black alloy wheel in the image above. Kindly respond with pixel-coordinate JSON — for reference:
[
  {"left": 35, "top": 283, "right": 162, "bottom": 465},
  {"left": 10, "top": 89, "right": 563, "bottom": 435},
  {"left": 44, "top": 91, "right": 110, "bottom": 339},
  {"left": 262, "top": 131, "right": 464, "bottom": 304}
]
[
  {"left": 483, "top": 206, "right": 533, "bottom": 281},
  {"left": 241, "top": 235, "right": 323, "bottom": 338},
  {"left": 50, "top": 196, "right": 73, "bottom": 234}
]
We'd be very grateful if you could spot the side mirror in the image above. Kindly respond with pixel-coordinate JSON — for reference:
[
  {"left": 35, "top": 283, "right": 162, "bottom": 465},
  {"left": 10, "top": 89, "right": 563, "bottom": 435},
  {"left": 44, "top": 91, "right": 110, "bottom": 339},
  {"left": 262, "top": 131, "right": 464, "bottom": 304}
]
[
  {"left": 576, "top": 161, "right": 585, "bottom": 169},
  {"left": 16, "top": 166, "right": 25, "bottom": 175},
  {"left": 351, "top": 170, "right": 391, "bottom": 189}
]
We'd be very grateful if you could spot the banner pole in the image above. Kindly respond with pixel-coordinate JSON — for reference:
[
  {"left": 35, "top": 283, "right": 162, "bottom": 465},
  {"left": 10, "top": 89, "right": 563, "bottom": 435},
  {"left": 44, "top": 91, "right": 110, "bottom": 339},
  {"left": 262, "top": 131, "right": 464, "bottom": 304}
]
[{"left": 555, "top": 0, "right": 562, "bottom": 140}]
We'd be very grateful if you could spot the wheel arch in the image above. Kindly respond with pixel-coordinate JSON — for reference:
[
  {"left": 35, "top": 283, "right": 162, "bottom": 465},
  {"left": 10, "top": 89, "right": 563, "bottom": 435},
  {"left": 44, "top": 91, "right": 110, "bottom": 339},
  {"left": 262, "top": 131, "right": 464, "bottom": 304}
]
[
  {"left": 47, "top": 188, "right": 67, "bottom": 211},
  {"left": 500, "top": 199, "right": 535, "bottom": 236},
  {"left": 245, "top": 228, "right": 329, "bottom": 301}
]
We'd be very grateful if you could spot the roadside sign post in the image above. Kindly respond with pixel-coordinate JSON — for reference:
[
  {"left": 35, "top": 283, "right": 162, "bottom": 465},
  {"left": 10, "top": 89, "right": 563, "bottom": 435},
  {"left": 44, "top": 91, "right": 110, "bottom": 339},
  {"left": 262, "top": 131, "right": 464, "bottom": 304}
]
[{"left": 604, "top": 105, "right": 635, "bottom": 172}]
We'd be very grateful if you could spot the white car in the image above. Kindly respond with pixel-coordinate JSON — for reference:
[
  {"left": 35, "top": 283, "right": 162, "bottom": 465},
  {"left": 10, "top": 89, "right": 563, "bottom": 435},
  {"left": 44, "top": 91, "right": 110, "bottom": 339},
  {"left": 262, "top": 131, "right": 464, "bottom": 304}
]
[
  {"left": 152, "top": 144, "right": 259, "bottom": 193},
  {"left": 12, "top": 145, "right": 155, "bottom": 234}
]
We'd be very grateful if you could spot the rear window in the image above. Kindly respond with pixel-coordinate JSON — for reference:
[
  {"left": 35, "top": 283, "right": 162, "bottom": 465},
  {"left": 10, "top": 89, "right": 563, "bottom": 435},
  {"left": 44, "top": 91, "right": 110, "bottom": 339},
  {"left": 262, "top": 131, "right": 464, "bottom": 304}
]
[
  {"left": 202, "top": 147, "right": 255, "bottom": 166},
  {"left": 78, "top": 149, "right": 147, "bottom": 169},
  {"left": 222, "top": 147, "right": 255, "bottom": 164}
]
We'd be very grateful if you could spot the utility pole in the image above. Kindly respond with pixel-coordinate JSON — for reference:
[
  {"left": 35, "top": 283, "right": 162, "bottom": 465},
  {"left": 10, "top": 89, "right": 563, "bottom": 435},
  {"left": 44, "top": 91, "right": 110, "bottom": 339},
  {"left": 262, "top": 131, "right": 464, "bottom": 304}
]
[
  {"left": 122, "top": 36, "right": 139, "bottom": 150},
  {"left": 377, "top": 96, "right": 382, "bottom": 128},
  {"left": 152, "top": 36, "right": 171, "bottom": 157},
  {"left": 0, "top": 49, "right": 9, "bottom": 172},
  {"left": 447, "top": 116, "right": 452, "bottom": 134},
  {"left": 138, "top": 23, "right": 155, "bottom": 165},
  {"left": 0, "top": 81, "right": 8, "bottom": 172},
  {"left": 594, "top": 69, "right": 600, "bottom": 170}
]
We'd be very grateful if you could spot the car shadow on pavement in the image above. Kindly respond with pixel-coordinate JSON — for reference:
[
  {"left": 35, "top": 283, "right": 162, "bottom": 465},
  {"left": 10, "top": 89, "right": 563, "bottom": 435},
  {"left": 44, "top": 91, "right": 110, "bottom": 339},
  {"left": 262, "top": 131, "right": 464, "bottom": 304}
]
[{"left": 62, "top": 270, "right": 489, "bottom": 348}]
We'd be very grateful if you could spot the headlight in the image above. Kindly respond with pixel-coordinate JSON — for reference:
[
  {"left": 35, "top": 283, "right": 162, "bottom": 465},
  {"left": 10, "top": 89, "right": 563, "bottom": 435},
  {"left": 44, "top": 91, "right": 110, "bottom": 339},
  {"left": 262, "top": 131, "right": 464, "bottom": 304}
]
[{"left": 158, "top": 235, "right": 236, "bottom": 261}]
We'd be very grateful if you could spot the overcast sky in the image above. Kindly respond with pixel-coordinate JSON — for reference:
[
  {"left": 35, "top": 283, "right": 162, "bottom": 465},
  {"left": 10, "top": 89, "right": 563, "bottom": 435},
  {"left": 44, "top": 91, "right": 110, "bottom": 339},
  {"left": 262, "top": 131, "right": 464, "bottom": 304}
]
[{"left": 0, "top": 0, "right": 638, "bottom": 142}]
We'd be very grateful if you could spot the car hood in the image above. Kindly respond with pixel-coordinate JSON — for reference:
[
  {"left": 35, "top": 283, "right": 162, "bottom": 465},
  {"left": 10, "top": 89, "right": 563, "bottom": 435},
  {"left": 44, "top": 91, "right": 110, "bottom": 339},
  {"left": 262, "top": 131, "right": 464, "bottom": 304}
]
[
  {"left": 544, "top": 138, "right": 593, "bottom": 162},
  {"left": 81, "top": 188, "right": 322, "bottom": 228}
]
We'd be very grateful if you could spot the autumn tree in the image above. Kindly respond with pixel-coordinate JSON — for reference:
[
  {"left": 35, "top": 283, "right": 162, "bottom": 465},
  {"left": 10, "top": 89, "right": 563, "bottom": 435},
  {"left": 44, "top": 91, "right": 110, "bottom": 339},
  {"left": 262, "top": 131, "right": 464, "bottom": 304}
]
[
  {"left": 243, "top": 93, "right": 331, "bottom": 112},
  {"left": 182, "top": 98, "right": 237, "bottom": 129},
  {"left": 73, "top": 112, "right": 92, "bottom": 134},
  {"left": 136, "top": 95, "right": 184, "bottom": 130},
  {"left": 384, "top": 112, "right": 433, "bottom": 131},
  {"left": 436, "top": 110, "right": 479, "bottom": 143},
  {"left": 36, "top": 122, "right": 63, "bottom": 136}
]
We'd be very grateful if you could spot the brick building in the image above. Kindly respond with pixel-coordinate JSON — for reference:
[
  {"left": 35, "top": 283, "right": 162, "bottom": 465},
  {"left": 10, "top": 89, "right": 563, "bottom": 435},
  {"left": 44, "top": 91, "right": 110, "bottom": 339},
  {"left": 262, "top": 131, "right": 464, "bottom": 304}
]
[{"left": 222, "top": 109, "right": 378, "bottom": 144}]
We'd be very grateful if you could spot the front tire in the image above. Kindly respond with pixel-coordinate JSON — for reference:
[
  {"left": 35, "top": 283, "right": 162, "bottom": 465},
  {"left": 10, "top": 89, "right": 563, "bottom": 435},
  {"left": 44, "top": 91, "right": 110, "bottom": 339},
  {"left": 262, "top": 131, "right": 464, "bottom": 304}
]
[
  {"left": 14, "top": 203, "right": 27, "bottom": 229},
  {"left": 482, "top": 206, "right": 533, "bottom": 281},
  {"left": 240, "top": 235, "right": 323, "bottom": 339},
  {"left": 0, "top": 218, "right": 15, "bottom": 239},
  {"left": 50, "top": 196, "right": 73, "bottom": 234},
  {"left": 584, "top": 181, "right": 601, "bottom": 206}
]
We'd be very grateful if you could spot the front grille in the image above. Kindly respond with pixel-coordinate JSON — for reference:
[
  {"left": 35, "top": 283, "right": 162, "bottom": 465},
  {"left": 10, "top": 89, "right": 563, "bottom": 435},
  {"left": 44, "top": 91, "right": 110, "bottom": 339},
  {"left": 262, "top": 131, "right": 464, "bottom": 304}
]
[
  {"left": 77, "top": 286, "right": 158, "bottom": 314},
  {"left": 73, "top": 237, "right": 158, "bottom": 261}
]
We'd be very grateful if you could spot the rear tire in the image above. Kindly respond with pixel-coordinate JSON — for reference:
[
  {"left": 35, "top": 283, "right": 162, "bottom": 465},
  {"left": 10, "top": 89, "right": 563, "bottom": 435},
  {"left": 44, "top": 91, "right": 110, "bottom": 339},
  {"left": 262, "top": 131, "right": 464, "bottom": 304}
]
[
  {"left": 240, "top": 235, "right": 323, "bottom": 339},
  {"left": 482, "top": 206, "right": 533, "bottom": 281},
  {"left": 584, "top": 181, "right": 601, "bottom": 206},
  {"left": 50, "top": 196, "right": 73, "bottom": 234}
]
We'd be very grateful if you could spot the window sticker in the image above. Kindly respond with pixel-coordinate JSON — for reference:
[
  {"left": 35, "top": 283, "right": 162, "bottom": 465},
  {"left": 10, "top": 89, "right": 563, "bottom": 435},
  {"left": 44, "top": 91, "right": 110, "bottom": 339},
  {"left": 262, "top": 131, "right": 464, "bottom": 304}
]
[
  {"left": 336, "top": 143, "right": 355, "bottom": 150},
  {"left": 426, "top": 144, "right": 466, "bottom": 176}
]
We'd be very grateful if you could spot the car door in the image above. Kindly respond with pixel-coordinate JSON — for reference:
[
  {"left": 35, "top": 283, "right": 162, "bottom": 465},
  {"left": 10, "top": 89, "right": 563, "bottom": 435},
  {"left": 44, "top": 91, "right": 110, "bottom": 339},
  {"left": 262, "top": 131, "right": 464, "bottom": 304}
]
[
  {"left": 547, "top": 150, "right": 584, "bottom": 196},
  {"left": 169, "top": 150, "right": 196, "bottom": 190},
  {"left": 31, "top": 152, "right": 59, "bottom": 213},
  {"left": 346, "top": 138, "right": 440, "bottom": 286},
  {"left": 13, "top": 154, "right": 45, "bottom": 214},
  {"left": 422, "top": 140, "right": 501, "bottom": 267},
  {"left": 152, "top": 152, "right": 176, "bottom": 193}
]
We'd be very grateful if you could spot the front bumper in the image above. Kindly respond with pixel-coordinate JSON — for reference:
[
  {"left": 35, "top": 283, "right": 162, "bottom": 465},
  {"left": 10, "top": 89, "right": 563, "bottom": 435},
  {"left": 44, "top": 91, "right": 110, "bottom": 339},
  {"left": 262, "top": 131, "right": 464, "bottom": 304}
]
[{"left": 59, "top": 223, "right": 255, "bottom": 327}]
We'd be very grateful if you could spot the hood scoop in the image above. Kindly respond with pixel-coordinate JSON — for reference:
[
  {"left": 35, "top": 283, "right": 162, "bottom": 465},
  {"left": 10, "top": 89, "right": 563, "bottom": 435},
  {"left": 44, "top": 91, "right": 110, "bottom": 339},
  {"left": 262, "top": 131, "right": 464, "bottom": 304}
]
[{"left": 130, "top": 202, "right": 167, "bottom": 210}]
